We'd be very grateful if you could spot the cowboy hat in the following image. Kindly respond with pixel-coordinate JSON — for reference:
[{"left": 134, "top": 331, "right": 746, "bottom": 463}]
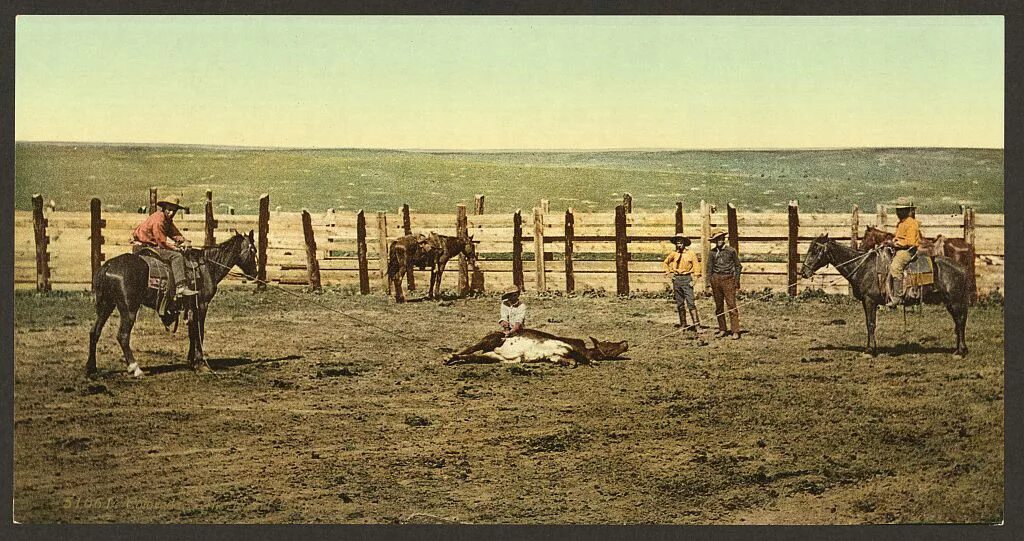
[
  {"left": 893, "top": 197, "right": 916, "bottom": 210},
  {"left": 156, "top": 195, "right": 185, "bottom": 210},
  {"left": 709, "top": 228, "right": 727, "bottom": 241},
  {"left": 671, "top": 234, "right": 691, "bottom": 246},
  {"left": 501, "top": 285, "right": 521, "bottom": 299}
]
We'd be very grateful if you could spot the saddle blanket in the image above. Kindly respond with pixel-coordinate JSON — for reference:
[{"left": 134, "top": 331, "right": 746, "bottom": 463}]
[{"left": 904, "top": 254, "right": 935, "bottom": 287}]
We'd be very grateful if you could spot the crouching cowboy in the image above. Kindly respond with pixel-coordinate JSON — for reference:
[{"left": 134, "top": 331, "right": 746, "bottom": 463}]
[
  {"left": 499, "top": 286, "right": 527, "bottom": 336},
  {"left": 663, "top": 234, "right": 703, "bottom": 331},
  {"left": 131, "top": 195, "right": 199, "bottom": 297},
  {"left": 885, "top": 199, "right": 923, "bottom": 307}
]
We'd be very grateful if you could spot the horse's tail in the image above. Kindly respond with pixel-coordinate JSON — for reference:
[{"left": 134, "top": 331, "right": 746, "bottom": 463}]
[{"left": 92, "top": 261, "right": 107, "bottom": 304}]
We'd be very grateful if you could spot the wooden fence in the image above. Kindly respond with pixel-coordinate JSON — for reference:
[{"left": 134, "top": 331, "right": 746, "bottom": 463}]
[{"left": 15, "top": 192, "right": 1005, "bottom": 297}]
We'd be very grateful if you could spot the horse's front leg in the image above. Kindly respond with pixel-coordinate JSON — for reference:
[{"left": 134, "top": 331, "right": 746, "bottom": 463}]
[
  {"left": 863, "top": 298, "right": 878, "bottom": 356},
  {"left": 434, "top": 261, "right": 448, "bottom": 300},
  {"left": 428, "top": 266, "right": 438, "bottom": 300},
  {"left": 193, "top": 303, "right": 212, "bottom": 372}
]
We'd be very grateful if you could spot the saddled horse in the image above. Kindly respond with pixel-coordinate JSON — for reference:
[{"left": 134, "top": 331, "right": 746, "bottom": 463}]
[
  {"left": 87, "top": 230, "right": 258, "bottom": 377},
  {"left": 859, "top": 225, "right": 976, "bottom": 296},
  {"left": 800, "top": 233, "right": 970, "bottom": 357},
  {"left": 387, "top": 232, "right": 477, "bottom": 302}
]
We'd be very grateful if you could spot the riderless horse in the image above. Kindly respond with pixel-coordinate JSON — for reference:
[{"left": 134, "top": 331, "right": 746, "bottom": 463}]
[
  {"left": 386, "top": 232, "right": 477, "bottom": 302},
  {"left": 87, "top": 230, "right": 258, "bottom": 377},
  {"left": 800, "top": 233, "right": 970, "bottom": 357}
]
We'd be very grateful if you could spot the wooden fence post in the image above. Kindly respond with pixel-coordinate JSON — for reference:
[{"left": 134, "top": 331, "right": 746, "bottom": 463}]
[
  {"left": 325, "top": 208, "right": 337, "bottom": 227},
  {"left": 623, "top": 193, "right": 633, "bottom": 213},
  {"left": 256, "top": 194, "right": 269, "bottom": 291},
  {"left": 457, "top": 204, "right": 469, "bottom": 296},
  {"left": 614, "top": 204, "right": 629, "bottom": 296},
  {"left": 850, "top": 204, "right": 860, "bottom": 295},
  {"left": 964, "top": 206, "right": 977, "bottom": 303},
  {"left": 90, "top": 197, "right": 105, "bottom": 286},
  {"left": 533, "top": 207, "right": 546, "bottom": 292},
  {"left": 675, "top": 202, "right": 684, "bottom": 235},
  {"left": 204, "top": 189, "right": 217, "bottom": 247},
  {"left": 301, "top": 209, "right": 322, "bottom": 293},
  {"left": 700, "top": 200, "right": 711, "bottom": 291},
  {"left": 540, "top": 199, "right": 549, "bottom": 216},
  {"left": 876, "top": 203, "right": 887, "bottom": 231},
  {"left": 228, "top": 206, "right": 235, "bottom": 215},
  {"left": 727, "top": 203, "right": 739, "bottom": 251},
  {"left": 474, "top": 195, "right": 485, "bottom": 215},
  {"left": 356, "top": 210, "right": 370, "bottom": 295},
  {"left": 788, "top": 200, "right": 799, "bottom": 297},
  {"left": 32, "top": 194, "right": 51, "bottom": 292},
  {"left": 377, "top": 211, "right": 389, "bottom": 294},
  {"left": 401, "top": 203, "right": 415, "bottom": 290},
  {"left": 148, "top": 187, "right": 158, "bottom": 215},
  {"left": 564, "top": 208, "right": 575, "bottom": 294},
  {"left": 850, "top": 204, "right": 860, "bottom": 249},
  {"left": 512, "top": 210, "right": 524, "bottom": 291}
]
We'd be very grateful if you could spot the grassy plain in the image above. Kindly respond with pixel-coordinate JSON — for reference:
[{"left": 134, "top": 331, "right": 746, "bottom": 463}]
[{"left": 15, "top": 143, "right": 1003, "bottom": 215}]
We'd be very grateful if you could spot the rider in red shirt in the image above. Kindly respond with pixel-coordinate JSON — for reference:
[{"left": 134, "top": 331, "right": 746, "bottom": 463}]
[{"left": 131, "top": 196, "right": 198, "bottom": 296}]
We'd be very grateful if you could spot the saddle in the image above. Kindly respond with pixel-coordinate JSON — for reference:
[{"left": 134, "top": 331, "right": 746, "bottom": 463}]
[
  {"left": 878, "top": 247, "right": 935, "bottom": 303},
  {"left": 133, "top": 246, "right": 207, "bottom": 315}
]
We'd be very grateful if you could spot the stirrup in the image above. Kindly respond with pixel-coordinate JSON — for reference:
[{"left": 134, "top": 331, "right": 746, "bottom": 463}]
[{"left": 176, "top": 286, "right": 199, "bottom": 297}]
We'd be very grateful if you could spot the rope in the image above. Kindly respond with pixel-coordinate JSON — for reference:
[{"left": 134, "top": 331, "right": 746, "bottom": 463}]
[
  {"left": 640, "top": 248, "right": 877, "bottom": 346},
  {"left": 203, "top": 258, "right": 445, "bottom": 354}
]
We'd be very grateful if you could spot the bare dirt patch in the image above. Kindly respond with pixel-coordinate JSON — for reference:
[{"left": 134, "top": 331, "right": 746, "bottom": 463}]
[{"left": 13, "top": 289, "right": 1003, "bottom": 524}]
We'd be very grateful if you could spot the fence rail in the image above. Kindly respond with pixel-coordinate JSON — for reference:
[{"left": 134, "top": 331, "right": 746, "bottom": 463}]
[{"left": 15, "top": 192, "right": 1005, "bottom": 297}]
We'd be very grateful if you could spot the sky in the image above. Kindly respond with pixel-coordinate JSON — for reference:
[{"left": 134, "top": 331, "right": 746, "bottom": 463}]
[{"left": 15, "top": 15, "right": 1004, "bottom": 150}]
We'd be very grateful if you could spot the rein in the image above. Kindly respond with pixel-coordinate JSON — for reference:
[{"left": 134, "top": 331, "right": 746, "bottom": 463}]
[{"left": 201, "top": 257, "right": 446, "bottom": 354}]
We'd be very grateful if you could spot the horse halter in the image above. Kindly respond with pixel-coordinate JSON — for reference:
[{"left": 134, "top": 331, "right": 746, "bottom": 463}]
[{"left": 802, "top": 239, "right": 830, "bottom": 276}]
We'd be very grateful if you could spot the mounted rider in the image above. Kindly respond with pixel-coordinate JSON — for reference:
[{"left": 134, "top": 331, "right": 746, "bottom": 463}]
[
  {"left": 885, "top": 199, "right": 923, "bottom": 307},
  {"left": 131, "top": 195, "right": 199, "bottom": 297}
]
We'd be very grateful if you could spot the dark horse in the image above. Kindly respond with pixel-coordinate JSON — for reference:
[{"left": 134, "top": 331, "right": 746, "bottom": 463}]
[
  {"left": 87, "top": 231, "right": 258, "bottom": 377},
  {"left": 800, "top": 233, "right": 970, "bottom": 357},
  {"left": 386, "top": 232, "right": 477, "bottom": 302}
]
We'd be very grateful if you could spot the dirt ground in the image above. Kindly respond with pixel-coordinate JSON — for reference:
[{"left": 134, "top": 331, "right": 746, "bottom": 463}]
[{"left": 13, "top": 287, "right": 1004, "bottom": 524}]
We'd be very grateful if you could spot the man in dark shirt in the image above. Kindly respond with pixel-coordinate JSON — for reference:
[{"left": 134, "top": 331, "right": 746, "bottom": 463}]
[{"left": 707, "top": 228, "right": 742, "bottom": 339}]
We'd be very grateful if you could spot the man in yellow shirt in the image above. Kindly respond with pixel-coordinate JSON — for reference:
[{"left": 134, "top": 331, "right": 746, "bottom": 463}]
[
  {"left": 664, "top": 234, "right": 703, "bottom": 331},
  {"left": 886, "top": 200, "right": 923, "bottom": 307}
]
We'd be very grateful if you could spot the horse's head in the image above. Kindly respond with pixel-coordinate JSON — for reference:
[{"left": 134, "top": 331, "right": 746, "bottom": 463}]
[
  {"left": 236, "top": 229, "right": 258, "bottom": 278},
  {"left": 800, "top": 233, "right": 832, "bottom": 279},
  {"left": 587, "top": 336, "right": 629, "bottom": 360},
  {"left": 860, "top": 226, "right": 891, "bottom": 250}
]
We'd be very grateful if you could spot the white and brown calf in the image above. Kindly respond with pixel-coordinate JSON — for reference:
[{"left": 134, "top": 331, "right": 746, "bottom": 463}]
[{"left": 445, "top": 329, "right": 628, "bottom": 367}]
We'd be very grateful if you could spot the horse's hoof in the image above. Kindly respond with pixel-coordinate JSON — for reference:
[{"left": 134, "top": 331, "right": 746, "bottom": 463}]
[
  {"left": 194, "top": 364, "right": 213, "bottom": 375},
  {"left": 860, "top": 352, "right": 875, "bottom": 358}
]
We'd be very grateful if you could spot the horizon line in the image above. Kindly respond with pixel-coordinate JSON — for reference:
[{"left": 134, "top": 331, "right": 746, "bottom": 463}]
[{"left": 14, "top": 140, "right": 1005, "bottom": 152}]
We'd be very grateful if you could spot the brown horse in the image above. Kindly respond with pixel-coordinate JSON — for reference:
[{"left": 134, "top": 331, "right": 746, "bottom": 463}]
[
  {"left": 859, "top": 225, "right": 976, "bottom": 296},
  {"left": 387, "top": 232, "right": 477, "bottom": 302},
  {"left": 87, "top": 231, "right": 258, "bottom": 376}
]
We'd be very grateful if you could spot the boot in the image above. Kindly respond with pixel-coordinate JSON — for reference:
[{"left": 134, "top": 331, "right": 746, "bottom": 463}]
[
  {"left": 176, "top": 283, "right": 199, "bottom": 297},
  {"left": 688, "top": 308, "right": 705, "bottom": 333},
  {"left": 674, "top": 309, "right": 688, "bottom": 329},
  {"left": 885, "top": 276, "right": 902, "bottom": 308}
]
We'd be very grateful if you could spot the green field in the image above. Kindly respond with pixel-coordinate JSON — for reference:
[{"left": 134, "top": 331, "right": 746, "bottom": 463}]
[{"left": 15, "top": 143, "right": 1003, "bottom": 215}]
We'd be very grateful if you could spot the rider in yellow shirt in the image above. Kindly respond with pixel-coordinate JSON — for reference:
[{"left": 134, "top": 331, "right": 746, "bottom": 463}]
[{"left": 886, "top": 200, "right": 922, "bottom": 307}]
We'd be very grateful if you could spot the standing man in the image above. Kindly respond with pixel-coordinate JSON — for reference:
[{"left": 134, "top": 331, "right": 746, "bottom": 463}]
[
  {"left": 663, "top": 234, "right": 702, "bottom": 331},
  {"left": 707, "top": 228, "right": 742, "bottom": 339},
  {"left": 499, "top": 286, "right": 527, "bottom": 337},
  {"left": 131, "top": 195, "right": 198, "bottom": 297},
  {"left": 885, "top": 199, "right": 922, "bottom": 307}
]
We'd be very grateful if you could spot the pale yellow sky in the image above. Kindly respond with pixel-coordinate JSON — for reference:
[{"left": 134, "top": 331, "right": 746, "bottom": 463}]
[{"left": 16, "top": 16, "right": 1004, "bottom": 149}]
